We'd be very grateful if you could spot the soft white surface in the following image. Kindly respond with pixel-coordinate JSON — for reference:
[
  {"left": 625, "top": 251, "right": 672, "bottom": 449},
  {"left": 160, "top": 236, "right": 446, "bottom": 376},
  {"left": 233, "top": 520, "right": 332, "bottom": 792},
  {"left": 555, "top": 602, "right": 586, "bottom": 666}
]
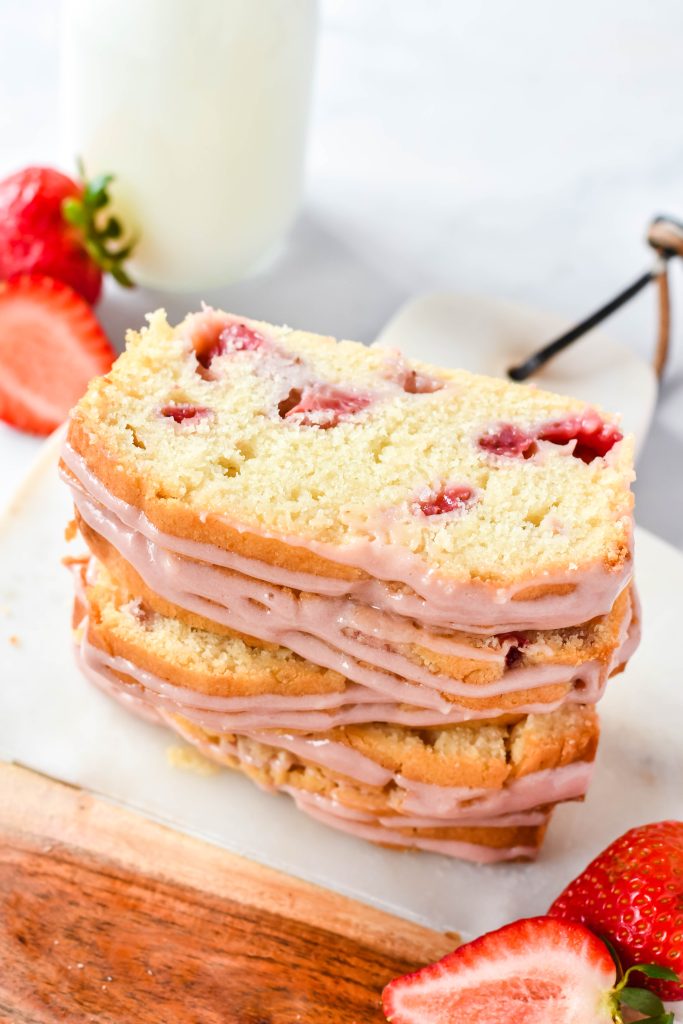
[
  {"left": 0, "top": 0, "right": 683, "bottom": 547},
  {"left": 0, "top": 431, "right": 682, "bottom": 943}
]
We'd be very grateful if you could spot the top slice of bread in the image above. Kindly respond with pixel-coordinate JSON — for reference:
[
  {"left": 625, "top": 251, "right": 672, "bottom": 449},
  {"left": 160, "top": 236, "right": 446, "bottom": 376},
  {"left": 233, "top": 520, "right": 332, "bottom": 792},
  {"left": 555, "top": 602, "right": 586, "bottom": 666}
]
[{"left": 66, "top": 308, "right": 634, "bottom": 588}]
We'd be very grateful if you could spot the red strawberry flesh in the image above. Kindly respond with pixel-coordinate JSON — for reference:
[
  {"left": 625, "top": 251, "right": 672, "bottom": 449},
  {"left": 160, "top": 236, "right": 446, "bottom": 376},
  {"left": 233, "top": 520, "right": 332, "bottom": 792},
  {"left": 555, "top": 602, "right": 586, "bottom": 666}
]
[
  {"left": 161, "top": 403, "right": 210, "bottom": 423},
  {"left": 195, "top": 318, "right": 267, "bottom": 368},
  {"left": 499, "top": 631, "right": 529, "bottom": 669},
  {"left": 218, "top": 321, "right": 265, "bottom": 352},
  {"left": 283, "top": 384, "right": 372, "bottom": 428},
  {"left": 400, "top": 369, "right": 445, "bottom": 394},
  {"left": 478, "top": 423, "right": 535, "bottom": 457},
  {"left": 417, "top": 485, "right": 476, "bottom": 516},
  {"left": 478, "top": 413, "right": 622, "bottom": 464},
  {"left": 0, "top": 275, "right": 115, "bottom": 434},
  {"left": 537, "top": 414, "right": 623, "bottom": 463},
  {"left": 382, "top": 916, "right": 616, "bottom": 1024},
  {"left": 549, "top": 820, "right": 683, "bottom": 1000}
]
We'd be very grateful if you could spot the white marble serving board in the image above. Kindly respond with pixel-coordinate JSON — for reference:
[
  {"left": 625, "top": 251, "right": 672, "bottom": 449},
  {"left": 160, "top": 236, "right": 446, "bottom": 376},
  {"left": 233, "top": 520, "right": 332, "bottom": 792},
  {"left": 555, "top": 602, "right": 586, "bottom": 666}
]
[{"left": 1, "top": 429, "right": 682, "bottom": 953}]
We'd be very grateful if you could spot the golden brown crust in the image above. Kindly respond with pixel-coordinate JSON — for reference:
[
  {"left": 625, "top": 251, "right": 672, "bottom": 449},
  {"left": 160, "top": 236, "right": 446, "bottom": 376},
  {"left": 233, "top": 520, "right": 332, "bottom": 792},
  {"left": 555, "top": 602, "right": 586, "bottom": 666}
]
[
  {"left": 509, "top": 710, "right": 600, "bottom": 777},
  {"left": 84, "top": 595, "right": 347, "bottom": 701},
  {"left": 172, "top": 718, "right": 585, "bottom": 828},
  {"left": 325, "top": 711, "right": 598, "bottom": 788},
  {"left": 166, "top": 717, "right": 563, "bottom": 853}
]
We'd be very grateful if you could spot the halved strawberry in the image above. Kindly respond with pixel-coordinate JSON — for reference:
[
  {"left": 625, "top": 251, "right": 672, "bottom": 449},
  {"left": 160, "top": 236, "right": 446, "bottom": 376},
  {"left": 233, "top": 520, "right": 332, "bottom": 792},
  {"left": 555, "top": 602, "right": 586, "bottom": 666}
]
[
  {"left": 0, "top": 274, "right": 115, "bottom": 434},
  {"left": 382, "top": 916, "right": 679, "bottom": 1024},
  {"left": 383, "top": 918, "right": 616, "bottom": 1024}
]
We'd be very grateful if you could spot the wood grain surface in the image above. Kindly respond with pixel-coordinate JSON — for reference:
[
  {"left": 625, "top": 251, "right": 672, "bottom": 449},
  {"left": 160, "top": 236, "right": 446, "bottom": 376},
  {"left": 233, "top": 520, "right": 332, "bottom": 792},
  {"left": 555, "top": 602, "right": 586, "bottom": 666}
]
[{"left": 0, "top": 764, "right": 458, "bottom": 1023}]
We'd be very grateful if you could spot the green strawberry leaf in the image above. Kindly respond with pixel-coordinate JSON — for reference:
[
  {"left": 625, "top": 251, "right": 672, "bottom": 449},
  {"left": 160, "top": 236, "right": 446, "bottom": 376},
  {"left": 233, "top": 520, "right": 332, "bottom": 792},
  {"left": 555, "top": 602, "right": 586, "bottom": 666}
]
[
  {"left": 101, "top": 216, "right": 122, "bottom": 239},
  {"left": 110, "top": 264, "right": 135, "bottom": 288},
  {"left": 619, "top": 986, "right": 666, "bottom": 1015},
  {"left": 85, "top": 173, "right": 114, "bottom": 203},
  {"left": 62, "top": 160, "right": 137, "bottom": 289},
  {"left": 633, "top": 965, "right": 681, "bottom": 981},
  {"left": 632, "top": 1015, "right": 674, "bottom": 1024}
]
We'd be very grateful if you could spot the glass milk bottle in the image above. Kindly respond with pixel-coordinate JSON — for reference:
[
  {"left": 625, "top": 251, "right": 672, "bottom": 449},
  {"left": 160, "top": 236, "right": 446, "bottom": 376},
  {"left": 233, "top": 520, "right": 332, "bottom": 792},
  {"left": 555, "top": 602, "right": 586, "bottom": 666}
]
[{"left": 60, "top": 0, "right": 318, "bottom": 291}]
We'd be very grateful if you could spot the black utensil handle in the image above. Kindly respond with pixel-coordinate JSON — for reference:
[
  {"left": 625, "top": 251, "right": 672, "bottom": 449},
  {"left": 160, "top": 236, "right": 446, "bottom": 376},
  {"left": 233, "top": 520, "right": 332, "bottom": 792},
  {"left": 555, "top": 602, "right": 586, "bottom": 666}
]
[{"left": 507, "top": 215, "right": 683, "bottom": 382}]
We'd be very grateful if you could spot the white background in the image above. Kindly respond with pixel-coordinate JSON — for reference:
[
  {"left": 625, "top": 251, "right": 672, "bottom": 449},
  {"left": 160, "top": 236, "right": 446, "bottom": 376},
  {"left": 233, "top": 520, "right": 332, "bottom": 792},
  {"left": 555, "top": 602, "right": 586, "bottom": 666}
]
[{"left": 1, "top": 0, "right": 682, "bottom": 545}]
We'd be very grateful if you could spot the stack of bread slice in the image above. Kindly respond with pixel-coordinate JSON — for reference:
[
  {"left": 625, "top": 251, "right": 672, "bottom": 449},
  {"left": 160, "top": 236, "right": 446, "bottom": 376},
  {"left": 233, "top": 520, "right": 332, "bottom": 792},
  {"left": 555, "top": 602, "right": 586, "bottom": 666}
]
[{"left": 61, "top": 309, "right": 639, "bottom": 863}]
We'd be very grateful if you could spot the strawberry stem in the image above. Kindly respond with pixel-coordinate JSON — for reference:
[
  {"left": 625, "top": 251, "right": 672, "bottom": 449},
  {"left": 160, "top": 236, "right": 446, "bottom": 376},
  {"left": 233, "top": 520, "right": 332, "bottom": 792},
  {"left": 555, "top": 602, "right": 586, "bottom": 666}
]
[
  {"left": 61, "top": 160, "right": 137, "bottom": 288},
  {"left": 608, "top": 963, "right": 680, "bottom": 1023}
]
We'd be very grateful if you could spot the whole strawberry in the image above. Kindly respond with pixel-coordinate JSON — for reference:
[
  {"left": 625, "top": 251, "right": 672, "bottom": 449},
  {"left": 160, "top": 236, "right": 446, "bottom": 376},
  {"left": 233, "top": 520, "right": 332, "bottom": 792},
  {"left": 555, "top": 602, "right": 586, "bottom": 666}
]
[
  {"left": 0, "top": 164, "right": 135, "bottom": 304},
  {"left": 382, "top": 916, "right": 679, "bottom": 1024},
  {"left": 550, "top": 820, "right": 683, "bottom": 1002}
]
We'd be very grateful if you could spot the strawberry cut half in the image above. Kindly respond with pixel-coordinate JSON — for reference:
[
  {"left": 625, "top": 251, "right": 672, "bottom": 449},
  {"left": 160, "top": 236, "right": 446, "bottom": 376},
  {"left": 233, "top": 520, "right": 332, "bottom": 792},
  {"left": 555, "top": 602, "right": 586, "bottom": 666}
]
[
  {"left": 382, "top": 917, "right": 617, "bottom": 1024},
  {"left": 0, "top": 274, "right": 115, "bottom": 435}
]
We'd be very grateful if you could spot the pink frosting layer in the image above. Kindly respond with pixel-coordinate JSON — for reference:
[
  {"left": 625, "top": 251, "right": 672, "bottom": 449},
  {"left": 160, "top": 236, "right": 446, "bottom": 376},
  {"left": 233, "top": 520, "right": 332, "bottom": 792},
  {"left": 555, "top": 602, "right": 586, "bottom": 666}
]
[
  {"left": 70, "top": 483, "right": 628, "bottom": 715},
  {"left": 280, "top": 795, "right": 540, "bottom": 863},
  {"left": 62, "top": 443, "right": 633, "bottom": 631},
  {"left": 395, "top": 760, "right": 593, "bottom": 818},
  {"left": 168, "top": 723, "right": 546, "bottom": 862},
  {"left": 77, "top": 633, "right": 592, "bottom": 819},
  {"left": 80, "top": 614, "right": 615, "bottom": 731},
  {"left": 278, "top": 789, "right": 549, "bottom": 829},
  {"left": 76, "top": 638, "right": 588, "bottom": 862}
]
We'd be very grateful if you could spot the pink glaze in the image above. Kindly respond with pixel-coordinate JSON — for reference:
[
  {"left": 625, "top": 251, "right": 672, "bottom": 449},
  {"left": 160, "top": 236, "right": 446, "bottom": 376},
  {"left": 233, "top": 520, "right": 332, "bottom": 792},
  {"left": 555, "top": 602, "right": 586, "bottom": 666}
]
[
  {"left": 286, "top": 797, "right": 540, "bottom": 862},
  {"left": 395, "top": 760, "right": 593, "bottom": 818},
  {"left": 279, "top": 787, "right": 549, "bottom": 830},
  {"left": 78, "top": 633, "right": 562, "bottom": 731},
  {"left": 70, "top": 487, "right": 622, "bottom": 713},
  {"left": 75, "top": 640, "right": 584, "bottom": 861},
  {"left": 78, "top": 631, "right": 592, "bottom": 815},
  {"left": 79, "top": 651, "right": 165, "bottom": 727},
  {"left": 164, "top": 720, "right": 546, "bottom": 861},
  {"left": 61, "top": 443, "right": 633, "bottom": 631},
  {"left": 76, "top": 532, "right": 618, "bottom": 722},
  {"left": 247, "top": 731, "right": 394, "bottom": 786},
  {"left": 378, "top": 810, "right": 549, "bottom": 829}
]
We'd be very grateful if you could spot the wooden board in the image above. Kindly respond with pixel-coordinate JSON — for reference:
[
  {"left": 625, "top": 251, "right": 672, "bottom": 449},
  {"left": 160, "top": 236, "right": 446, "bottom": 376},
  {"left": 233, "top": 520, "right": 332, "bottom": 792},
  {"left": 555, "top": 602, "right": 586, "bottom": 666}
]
[{"left": 0, "top": 764, "right": 458, "bottom": 1023}]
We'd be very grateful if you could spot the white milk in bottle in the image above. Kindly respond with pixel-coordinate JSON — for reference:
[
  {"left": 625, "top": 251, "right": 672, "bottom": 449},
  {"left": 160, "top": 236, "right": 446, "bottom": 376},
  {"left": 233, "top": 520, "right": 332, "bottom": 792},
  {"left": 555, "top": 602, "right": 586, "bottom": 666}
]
[{"left": 60, "top": 0, "right": 318, "bottom": 290}]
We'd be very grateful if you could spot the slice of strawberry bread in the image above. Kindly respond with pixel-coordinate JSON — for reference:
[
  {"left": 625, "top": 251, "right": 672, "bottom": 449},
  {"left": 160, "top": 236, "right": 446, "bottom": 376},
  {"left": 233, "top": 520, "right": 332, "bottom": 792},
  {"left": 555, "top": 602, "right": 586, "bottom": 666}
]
[
  {"left": 62, "top": 308, "right": 634, "bottom": 631},
  {"left": 61, "top": 307, "right": 638, "bottom": 862}
]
